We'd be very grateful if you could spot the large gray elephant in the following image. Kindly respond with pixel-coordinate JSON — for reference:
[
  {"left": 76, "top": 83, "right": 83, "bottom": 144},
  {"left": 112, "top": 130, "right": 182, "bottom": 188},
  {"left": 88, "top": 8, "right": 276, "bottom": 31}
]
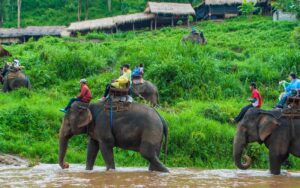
[
  {"left": 131, "top": 80, "right": 159, "bottom": 106},
  {"left": 59, "top": 101, "right": 169, "bottom": 172},
  {"left": 233, "top": 108, "right": 300, "bottom": 175},
  {"left": 2, "top": 72, "right": 31, "bottom": 92}
]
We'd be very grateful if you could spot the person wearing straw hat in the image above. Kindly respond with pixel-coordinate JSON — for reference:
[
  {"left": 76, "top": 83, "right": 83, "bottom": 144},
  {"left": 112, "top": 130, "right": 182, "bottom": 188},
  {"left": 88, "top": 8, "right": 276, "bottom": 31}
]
[{"left": 60, "top": 79, "right": 92, "bottom": 113}]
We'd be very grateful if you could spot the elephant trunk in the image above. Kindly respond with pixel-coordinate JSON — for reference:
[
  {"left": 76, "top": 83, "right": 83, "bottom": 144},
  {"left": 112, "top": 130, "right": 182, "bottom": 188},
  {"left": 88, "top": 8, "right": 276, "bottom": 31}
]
[
  {"left": 233, "top": 131, "right": 252, "bottom": 170},
  {"left": 59, "top": 132, "right": 71, "bottom": 169}
]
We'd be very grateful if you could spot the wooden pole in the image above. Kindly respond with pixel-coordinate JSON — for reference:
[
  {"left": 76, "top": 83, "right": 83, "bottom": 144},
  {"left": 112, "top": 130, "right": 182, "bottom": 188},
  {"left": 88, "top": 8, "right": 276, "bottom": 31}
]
[
  {"left": 155, "top": 15, "right": 157, "bottom": 30},
  {"left": 171, "top": 15, "right": 174, "bottom": 27},
  {"left": 132, "top": 23, "right": 135, "bottom": 31},
  {"left": 17, "top": 0, "right": 21, "bottom": 29},
  {"left": 150, "top": 20, "right": 153, "bottom": 30}
]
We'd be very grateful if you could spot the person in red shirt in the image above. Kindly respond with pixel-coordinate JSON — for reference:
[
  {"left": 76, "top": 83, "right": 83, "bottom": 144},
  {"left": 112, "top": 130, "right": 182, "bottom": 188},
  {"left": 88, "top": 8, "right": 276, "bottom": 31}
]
[
  {"left": 60, "top": 79, "right": 92, "bottom": 113},
  {"left": 234, "top": 82, "right": 262, "bottom": 123}
]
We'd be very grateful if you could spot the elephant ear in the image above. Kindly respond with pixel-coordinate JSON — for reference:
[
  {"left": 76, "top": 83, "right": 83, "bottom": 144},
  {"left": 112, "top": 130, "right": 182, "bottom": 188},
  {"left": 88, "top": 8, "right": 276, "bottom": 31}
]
[
  {"left": 77, "top": 108, "right": 93, "bottom": 128},
  {"left": 258, "top": 115, "right": 279, "bottom": 141}
]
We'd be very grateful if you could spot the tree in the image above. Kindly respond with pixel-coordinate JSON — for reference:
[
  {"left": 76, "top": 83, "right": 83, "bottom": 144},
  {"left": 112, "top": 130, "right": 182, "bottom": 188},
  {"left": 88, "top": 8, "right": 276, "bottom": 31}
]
[
  {"left": 78, "top": 0, "right": 81, "bottom": 21},
  {"left": 0, "top": 0, "right": 5, "bottom": 26},
  {"left": 17, "top": 0, "right": 21, "bottom": 28},
  {"left": 107, "top": 0, "right": 111, "bottom": 12},
  {"left": 85, "top": 0, "right": 89, "bottom": 20},
  {"left": 238, "top": 0, "right": 257, "bottom": 19}
]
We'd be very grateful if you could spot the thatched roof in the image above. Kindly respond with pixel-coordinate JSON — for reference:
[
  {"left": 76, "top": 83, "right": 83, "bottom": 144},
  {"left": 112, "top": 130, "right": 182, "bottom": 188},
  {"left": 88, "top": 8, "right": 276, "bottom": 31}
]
[
  {"left": 113, "top": 13, "right": 155, "bottom": 25},
  {"left": 205, "top": 0, "right": 267, "bottom": 5},
  {"left": 68, "top": 18, "right": 115, "bottom": 32},
  {"left": 0, "top": 26, "right": 67, "bottom": 38},
  {"left": 145, "top": 2, "right": 195, "bottom": 15},
  {"left": 68, "top": 13, "right": 155, "bottom": 32}
]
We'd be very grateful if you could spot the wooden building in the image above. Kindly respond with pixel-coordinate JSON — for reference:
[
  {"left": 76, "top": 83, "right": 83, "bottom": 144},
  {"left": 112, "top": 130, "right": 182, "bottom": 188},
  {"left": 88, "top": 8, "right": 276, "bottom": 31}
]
[
  {"left": 144, "top": 2, "right": 195, "bottom": 29},
  {"left": 68, "top": 13, "right": 155, "bottom": 35},
  {"left": 0, "top": 26, "right": 67, "bottom": 44},
  {"left": 195, "top": 0, "right": 270, "bottom": 20}
]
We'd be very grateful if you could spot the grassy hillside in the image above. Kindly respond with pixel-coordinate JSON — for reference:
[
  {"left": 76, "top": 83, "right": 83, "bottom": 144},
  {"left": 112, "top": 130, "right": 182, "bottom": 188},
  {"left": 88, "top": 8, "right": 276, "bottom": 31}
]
[
  {"left": 1, "top": 0, "right": 202, "bottom": 28},
  {"left": 1, "top": 16, "right": 300, "bottom": 169}
]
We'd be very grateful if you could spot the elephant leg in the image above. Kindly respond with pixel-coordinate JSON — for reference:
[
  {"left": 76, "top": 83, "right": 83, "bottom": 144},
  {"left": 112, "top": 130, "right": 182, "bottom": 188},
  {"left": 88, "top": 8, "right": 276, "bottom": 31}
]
[
  {"left": 99, "top": 142, "right": 115, "bottom": 171},
  {"left": 3, "top": 79, "right": 9, "bottom": 92},
  {"left": 140, "top": 142, "right": 169, "bottom": 173},
  {"left": 86, "top": 138, "right": 99, "bottom": 170},
  {"left": 269, "top": 154, "right": 282, "bottom": 175}
]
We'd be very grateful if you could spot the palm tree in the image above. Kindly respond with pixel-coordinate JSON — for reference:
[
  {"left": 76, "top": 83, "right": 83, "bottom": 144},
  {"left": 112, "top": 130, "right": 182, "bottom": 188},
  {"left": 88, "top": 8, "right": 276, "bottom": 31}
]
[{"left": 17, "top": 0, "right": 21, "bottom": 28}]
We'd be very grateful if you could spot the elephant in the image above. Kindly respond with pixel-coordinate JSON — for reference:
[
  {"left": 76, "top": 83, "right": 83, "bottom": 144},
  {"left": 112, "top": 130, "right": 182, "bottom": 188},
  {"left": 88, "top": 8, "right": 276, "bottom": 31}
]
[
  {"left": 2, "top": 72, "right": 31, "bottom": 92},
  {"left": 59, "top": 101, "right": 169, "bottom": 172},
  {"left": 0, "top": 45, "right": 11, "bottom": 57},
  {"left": 131, "top": 80, "right": 159, "bottom": 106},
  {"left": 233, "top": 108, "right": 300, "bottom": 175},
  {"left": 182, "top": 32, "right": 207, "bottom": 45}
]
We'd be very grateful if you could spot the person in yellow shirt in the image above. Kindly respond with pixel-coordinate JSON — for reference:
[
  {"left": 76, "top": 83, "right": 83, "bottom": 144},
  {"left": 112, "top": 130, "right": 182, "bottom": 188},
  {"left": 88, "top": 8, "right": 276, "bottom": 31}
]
[{"left": 100, "top": 64, "right": 131, "bottom": 102}]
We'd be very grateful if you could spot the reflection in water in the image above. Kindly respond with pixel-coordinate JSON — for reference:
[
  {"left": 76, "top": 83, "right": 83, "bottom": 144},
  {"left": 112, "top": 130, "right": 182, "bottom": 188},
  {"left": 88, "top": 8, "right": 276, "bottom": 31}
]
[{"left": 0, "top": 164, "right": 300, "bottom": 187}]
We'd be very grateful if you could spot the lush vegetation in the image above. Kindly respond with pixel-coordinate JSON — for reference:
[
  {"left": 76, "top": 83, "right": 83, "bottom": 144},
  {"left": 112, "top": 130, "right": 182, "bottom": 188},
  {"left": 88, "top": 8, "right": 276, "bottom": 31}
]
[
  {"left": 1, "top": 16, "right": 300, "bottom": 170},
  {"left": 0, "top": 0, "right": 202, "bottom": 27},
  {"left": 273, "top": 0, "right": 300, "bottom": 17}
]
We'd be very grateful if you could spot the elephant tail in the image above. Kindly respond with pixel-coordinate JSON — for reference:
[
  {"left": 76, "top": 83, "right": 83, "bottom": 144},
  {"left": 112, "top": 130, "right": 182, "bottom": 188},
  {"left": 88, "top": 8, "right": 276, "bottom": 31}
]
[
  {"left": 154, "top": 109, "right": 168, "bottom": 164},
  {"left": 162, "top": 117, "right": 168, "bottom": 164}
]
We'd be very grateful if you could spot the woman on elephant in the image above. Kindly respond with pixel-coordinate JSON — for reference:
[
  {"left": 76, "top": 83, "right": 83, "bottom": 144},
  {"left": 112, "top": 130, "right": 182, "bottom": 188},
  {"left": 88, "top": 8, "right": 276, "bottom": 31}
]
[
  {"left": 100, "top": 64, "right": 131, "bottom": 102},
  {"left": 234, "top": 82, "right": 262, "bottom": 123},
  {"left": 60, "top": 79, "right": 92, "bottom": 113}
]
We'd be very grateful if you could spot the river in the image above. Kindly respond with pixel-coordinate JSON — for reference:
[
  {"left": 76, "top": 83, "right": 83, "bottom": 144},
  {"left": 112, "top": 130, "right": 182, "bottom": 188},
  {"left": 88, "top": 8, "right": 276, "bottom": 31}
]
[{"left": 0, "top": 164, "right": 300, "bottom": 187}]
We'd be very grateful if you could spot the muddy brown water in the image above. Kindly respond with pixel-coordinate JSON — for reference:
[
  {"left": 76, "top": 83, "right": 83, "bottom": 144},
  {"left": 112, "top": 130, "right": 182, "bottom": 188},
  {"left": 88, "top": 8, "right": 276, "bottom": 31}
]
[{"left": 0, "top": 164, "right": 300, "bottom": 187}]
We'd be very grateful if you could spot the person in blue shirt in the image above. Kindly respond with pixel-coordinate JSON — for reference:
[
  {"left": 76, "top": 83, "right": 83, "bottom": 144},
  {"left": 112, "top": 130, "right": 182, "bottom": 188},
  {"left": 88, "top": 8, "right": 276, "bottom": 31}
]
[{"left": 276, "top": 73, "right": 300, "bottom": 108}]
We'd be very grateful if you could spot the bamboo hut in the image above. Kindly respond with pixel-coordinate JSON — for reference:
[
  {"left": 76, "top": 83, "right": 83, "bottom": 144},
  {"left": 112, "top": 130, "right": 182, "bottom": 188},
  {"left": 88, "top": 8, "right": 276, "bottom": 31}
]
[
  {"left": 195, "top": 0, "right": 270, "bottom": 20},
  {"left": 144, "top": 2, "right": 196, "bottom": 29},
  {"left": 0, "top": 26, "right": 67, "bottom": 44}
]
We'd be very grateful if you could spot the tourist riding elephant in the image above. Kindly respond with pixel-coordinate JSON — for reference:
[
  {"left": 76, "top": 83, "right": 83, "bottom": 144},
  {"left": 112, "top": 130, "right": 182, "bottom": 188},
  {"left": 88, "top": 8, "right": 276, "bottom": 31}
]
[
  {"left": 131, "top": 80, "right": 159, "bottom": 106},
  {"left": 233, "top": 108, "right": 300, "bottom": 175},
  {"left": 2, "top": 72, "right": 31, "bottom": 92},
  {"left": 59, "top": 101, "right": 169, "bottom": 172}
]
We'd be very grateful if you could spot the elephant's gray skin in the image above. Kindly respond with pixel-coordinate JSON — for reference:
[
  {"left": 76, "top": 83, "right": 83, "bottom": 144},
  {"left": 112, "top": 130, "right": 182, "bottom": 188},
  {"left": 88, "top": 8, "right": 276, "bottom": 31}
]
[
  {"left": 233, "top": 108, "right": 300, "bottom": 175},
  {"left": 131, "top": 80, "right": 159, "bottom": 106},
  {"left": 2, "top": 73, "right": 31, "bottom": 92},
  {"left": 59, "top": 101, "right": 169, "bottom": 172},
  {"left": 182, "top": 32, "right": 207, "bottom": 45}
]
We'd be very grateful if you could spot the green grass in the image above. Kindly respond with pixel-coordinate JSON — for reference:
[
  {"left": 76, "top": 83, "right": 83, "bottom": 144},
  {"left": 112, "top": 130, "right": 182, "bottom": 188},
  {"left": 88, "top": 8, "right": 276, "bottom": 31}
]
[{"left": 0, "top": 16, "right": 300, "bottom": 170}]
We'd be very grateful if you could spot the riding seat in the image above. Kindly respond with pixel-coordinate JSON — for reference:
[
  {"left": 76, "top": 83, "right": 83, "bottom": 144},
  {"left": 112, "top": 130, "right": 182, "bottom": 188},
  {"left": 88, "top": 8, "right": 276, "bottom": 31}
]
[
  {"left": 105, "top": 83, "right": 133, "bottom": 112},
  {"left": 283, "top": 90, "right": 300, "bottom": 117}
]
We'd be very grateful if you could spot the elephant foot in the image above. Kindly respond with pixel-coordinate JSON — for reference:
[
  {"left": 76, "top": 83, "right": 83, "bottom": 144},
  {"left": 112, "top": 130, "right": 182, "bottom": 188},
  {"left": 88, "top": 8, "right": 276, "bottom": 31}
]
[
  {"left": 149, "top": 163, "right": 169, "bottom": 173},
  {"left": 106, "top": 167, "right": 116, "bottom": 171},
  {"left": 85, "top": 166, "right": 93, "bottom": 171}
]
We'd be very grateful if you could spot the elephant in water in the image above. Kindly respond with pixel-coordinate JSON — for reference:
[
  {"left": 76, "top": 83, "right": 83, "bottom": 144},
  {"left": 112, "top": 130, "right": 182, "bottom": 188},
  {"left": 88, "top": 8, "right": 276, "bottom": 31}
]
[
  {"left": 182, "top": 32, "right": 207, "bottom": 45},
  {"left": 131, "top": 80, "right": 159, "bottom": 106},
  {"left": 233, "top": 108, "right": 300, "bottom": 175},
  {"left": 2, "top": 71, "right": 31, "bottom": 92},
  {"left": 59, "top": 101, "right": 169, "bottom": 172}
]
